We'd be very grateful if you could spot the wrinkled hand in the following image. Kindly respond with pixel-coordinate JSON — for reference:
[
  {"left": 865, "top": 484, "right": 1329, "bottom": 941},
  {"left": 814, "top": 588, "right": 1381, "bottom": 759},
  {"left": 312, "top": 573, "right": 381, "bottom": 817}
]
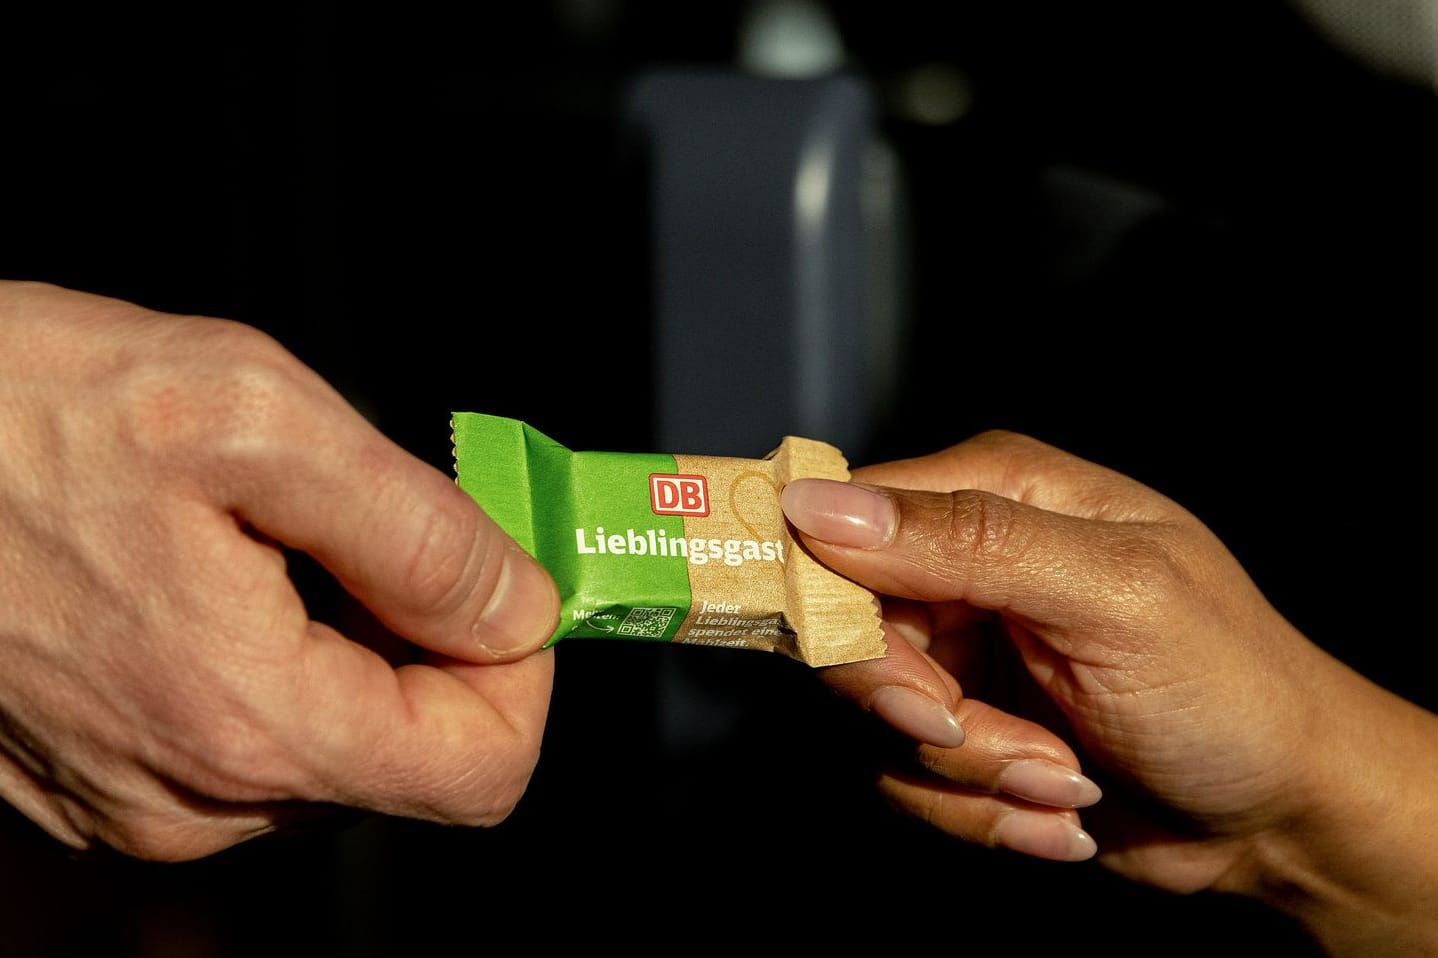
[
  {"left": 0, "top": 281, "right": 559, "bottom": 861},
  {"left": 781, "top": 430, "right": 1438, "bottom": 951}
]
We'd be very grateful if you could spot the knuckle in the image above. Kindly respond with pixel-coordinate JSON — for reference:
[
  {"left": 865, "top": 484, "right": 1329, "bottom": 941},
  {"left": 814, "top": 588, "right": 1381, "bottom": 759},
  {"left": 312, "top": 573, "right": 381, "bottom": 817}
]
[
  {"left": 939, "top": 491, "right": 1032, "bottom": 567},
  {"left": 398, "top": 495, "right": 488, "bottom": 620},
  {"left": 968, "top": 427, "right": 1029, "bottom": 448},
  {"left": 117, "top": 321, "right": 307, "bottom": 467},
  {"left": 909, "top": 787, "right": 947, "bottom": 832},
  {"left": 1101, "top": 527, "right": 1189, "bottom": 620}
]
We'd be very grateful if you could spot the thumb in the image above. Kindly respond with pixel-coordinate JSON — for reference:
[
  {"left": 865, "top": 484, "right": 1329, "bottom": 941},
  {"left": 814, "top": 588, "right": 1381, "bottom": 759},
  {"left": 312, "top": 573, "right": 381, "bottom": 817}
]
[
  {"left": 788, "top": 477, "right": 1110, "bottom": 803},
  {"left": 210, "top": 383, "right": 559, "bottom": 664},
  {"left": 780, "top": 477, "right": 1150, "bottom": 636}
]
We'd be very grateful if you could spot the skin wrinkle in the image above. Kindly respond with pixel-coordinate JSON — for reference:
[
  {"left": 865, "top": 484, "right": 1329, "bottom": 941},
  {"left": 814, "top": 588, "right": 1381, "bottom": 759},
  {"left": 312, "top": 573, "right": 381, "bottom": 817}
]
[
  {"left": 0, "top": 707, "right": 58, "bottom": 783},
  {"left": 338, "top": 434, "right": 507, "bottom": 651},
  {"left": 429, "top": 747, "right": 531, "bottom": 828},
  {"left": 946, "top": 490, "right": 1030, "bottom": 571},
  {"left": 146, "top": 768, "right": 300, "bottom": 828},
  {"left": 435, "top": 752, "right": 491, "bottom": 810},
  {"left": 1086, "top": 698, "right": 1289, "bottom": 828},
  {"left": 397, "top": 487, "right": 486, "bottom": 626},
  {"left": 905, "top": 774, "right": 956, "bottom": 837},
  {"left": 1063, "top": 666, "right": 1213, "bottom": 769},
  {"left": 32, "top": 782, "right": 93, "bottom": 852}
]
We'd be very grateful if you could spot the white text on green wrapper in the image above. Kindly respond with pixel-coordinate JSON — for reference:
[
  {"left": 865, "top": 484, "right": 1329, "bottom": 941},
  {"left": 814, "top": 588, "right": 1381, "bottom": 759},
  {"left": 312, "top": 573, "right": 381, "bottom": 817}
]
[{"left": 573, "top": 527, "right": 785, "bottom": 567}]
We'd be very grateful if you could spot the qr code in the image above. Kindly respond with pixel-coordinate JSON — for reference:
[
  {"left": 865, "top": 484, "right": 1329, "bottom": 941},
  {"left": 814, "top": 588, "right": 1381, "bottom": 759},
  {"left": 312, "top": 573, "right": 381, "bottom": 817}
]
[{"left": 617, "top": 606, "right": 677, "bottom": 638}]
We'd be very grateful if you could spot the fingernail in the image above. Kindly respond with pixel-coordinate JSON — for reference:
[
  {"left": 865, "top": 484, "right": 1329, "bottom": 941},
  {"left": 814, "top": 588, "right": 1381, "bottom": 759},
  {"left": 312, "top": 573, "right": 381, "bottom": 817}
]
[
  {"left": 472, "top": 547, "right": 559, "bottom": 657},
  {"left": 994, "top": 809, "right": 1097, "bottom": 862},
  {"left": 780, "top": 479, "right": 896, "bottom": 549},
  {"left": 885, "top": 615, "right": 931, "bottom": 654},
  {"left": 869, "top": 686, "right": 966, "bottom": 748},
  {"left": 997, "top": 760, "right": 1103, "bottom": 809}
]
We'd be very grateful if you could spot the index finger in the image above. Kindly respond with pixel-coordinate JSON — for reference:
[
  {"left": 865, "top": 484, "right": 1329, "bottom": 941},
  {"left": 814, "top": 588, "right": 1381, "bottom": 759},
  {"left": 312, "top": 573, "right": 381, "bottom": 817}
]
[{"left": 279, "top": 622, "right": 555, "bottom": 825}]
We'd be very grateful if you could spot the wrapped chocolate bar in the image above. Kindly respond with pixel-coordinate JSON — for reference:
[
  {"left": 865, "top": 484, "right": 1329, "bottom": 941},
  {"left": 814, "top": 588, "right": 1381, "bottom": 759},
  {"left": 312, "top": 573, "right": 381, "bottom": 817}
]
[{"left": 451, "top": 413, "right": 885, "bottom": 667}]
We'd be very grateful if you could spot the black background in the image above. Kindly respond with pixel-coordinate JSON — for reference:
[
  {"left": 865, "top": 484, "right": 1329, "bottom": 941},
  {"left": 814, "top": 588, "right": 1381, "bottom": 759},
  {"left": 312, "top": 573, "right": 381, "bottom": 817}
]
[{"left": 2, "top": 2, "right": 1433, "bottom": 954}]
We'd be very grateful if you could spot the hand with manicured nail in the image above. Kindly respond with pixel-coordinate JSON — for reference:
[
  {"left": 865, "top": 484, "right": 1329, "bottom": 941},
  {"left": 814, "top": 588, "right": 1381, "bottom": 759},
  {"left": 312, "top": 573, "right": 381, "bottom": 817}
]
[
  {"left": 0, "top": 281, "right": 560, "bottom": 861},
  {"left": 782, "top": 430, "right": 1438, "bottom": 953}
]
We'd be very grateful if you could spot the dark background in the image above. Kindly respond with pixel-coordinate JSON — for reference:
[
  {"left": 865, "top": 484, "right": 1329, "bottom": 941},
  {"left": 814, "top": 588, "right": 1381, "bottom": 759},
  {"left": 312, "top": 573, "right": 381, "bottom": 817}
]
[{"left": 2, "top": 2, "right": 1433, "bottom": 954}]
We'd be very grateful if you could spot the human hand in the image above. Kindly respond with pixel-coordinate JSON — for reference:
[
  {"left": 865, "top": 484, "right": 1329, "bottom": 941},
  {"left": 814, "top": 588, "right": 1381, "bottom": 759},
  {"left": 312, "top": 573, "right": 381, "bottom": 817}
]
[
  {"left": 781, "top": 430, "right": 1438, "bottom": 950},
  {"left": 0, "top": 281, "right": 559, "bottom": 861}
]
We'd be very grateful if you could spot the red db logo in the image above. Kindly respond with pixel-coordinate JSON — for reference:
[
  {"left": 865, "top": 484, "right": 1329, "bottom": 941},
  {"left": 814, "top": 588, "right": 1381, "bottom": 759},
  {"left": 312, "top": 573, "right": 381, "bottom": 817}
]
[{"left": 650, "top": 474, "right": 709, "bottom": 517}]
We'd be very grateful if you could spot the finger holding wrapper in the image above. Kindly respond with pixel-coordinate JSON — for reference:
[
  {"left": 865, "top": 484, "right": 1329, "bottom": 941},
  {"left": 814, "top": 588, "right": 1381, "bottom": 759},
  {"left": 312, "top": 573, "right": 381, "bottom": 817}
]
[{"left": 451, "top": 413, "right": 885, "bottom": 667}]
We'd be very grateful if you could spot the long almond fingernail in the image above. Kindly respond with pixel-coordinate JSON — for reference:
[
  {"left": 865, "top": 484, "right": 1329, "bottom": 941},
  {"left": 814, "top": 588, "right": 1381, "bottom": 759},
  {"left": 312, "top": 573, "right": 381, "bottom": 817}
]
[
  {"left": 869, "top": 686, "right": 965, "bottom": 748},
  {"left": 997, "top": 760, "right": 1103, "bottom": 808},
  {"left": 781, "top": 479, "right": 896, "bottom": 549},
  {"left": 994, "top": 810, "right": 1097, "bottom": 862}
]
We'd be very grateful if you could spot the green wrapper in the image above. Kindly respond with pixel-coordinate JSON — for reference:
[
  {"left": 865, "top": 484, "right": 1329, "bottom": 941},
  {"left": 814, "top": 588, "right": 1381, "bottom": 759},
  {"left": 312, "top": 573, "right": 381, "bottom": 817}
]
[{"left": 451, "top": 412, "right": 885, "bottom": 667}]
